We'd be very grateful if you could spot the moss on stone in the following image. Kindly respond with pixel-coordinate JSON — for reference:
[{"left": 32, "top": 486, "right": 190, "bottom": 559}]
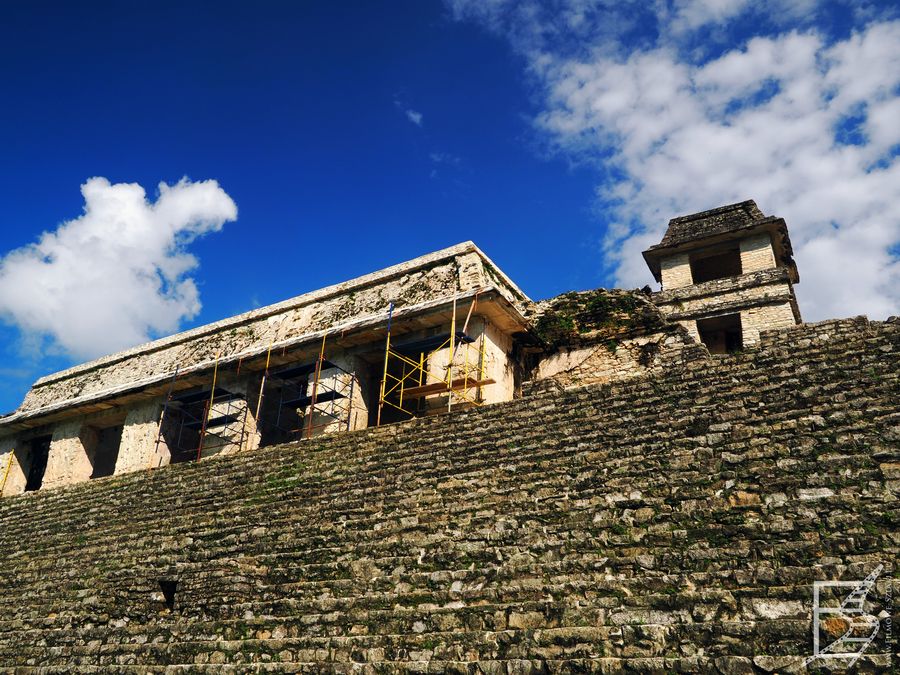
[{"left": 531, "top": 289, "right": 669, "bottom": 353}]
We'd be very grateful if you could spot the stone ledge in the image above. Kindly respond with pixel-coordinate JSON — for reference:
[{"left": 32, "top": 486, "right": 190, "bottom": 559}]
[
  {"left": 662, "top": 292, "right": 794, "bottom": 322},
  {"left": 653, "top": 267, "right": 789, "bottom": 305}
]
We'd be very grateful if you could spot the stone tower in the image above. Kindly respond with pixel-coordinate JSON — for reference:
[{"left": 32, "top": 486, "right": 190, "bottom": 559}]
[{"left": 642, "top": 200, "right": 801, "bottom": 353}]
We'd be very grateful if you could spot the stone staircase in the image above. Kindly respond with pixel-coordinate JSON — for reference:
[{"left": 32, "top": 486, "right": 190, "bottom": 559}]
[{"left": 0, "top": 317, "right": 896, "bottom": 673}]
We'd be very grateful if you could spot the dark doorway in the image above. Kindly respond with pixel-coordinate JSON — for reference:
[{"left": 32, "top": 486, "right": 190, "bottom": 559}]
[
  {"left": 697, "top": 314, "right": 743, "bottom": 354},
  {"left": 24, "top": 435, "right": 52, "bottom": 492},
  {"left": 90, "top": 424, "right": 123, "bottom": 479},
  {"left": 158, "top": 579, "right": 178, "bottom": 611}
]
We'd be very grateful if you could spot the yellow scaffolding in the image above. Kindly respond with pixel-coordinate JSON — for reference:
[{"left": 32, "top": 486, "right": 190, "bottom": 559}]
[
  {"left": 144, "top": 330, "right": 358, "bottom": 471},
  {"left": 0, "top": 450, "right": 16, "bottom": 496},
  {"left": 376, "top": 295, "right": 493, "bottom": 425}
]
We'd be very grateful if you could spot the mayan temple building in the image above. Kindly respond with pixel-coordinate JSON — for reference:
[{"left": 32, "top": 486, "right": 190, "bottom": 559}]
[
  {"left": 0, "top": 200, "right": 895, "bottom": 672},
  {"left": 643, "top": 200, "right": 801, "bottom": 352}
]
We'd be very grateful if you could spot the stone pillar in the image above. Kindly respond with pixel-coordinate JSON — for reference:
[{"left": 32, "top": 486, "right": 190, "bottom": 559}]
[
  {"left": 479, "top": 319, "right": 515, "bottom": 404},
  {"left": 332, "top": 354, "right": 370, "bottom": 432},
  {"left": 679, "top": 319, "right": 701, "bottom": 343},
  {"left": 41, "top": 420, "right": 96, "bottom": 489},
  {"left": 660, "top": 254, "right": 692, "bottom": 290},
  {"left": 303, "top": 354, "right": 368, "bottom": 437},
  {"left": 202, "top": 377, "right": 262, "bottom": 457},
  {"left": 739, "top": 233, "right": 776, "bottom": 273},
  {"left": 115, "top": 400, "right": 169, "bottom": 474},
  {"left": 419, "top": 316, "right": 515, "bottom": 413},
  {"left": 0, "top": 437, "right": 27, "bottom": 497}
]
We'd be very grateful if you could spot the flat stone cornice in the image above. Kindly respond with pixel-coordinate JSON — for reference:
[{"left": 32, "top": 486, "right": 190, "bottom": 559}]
[
  {"left": 662, "top": 291, "right": 796, "bottom": 322},
  {"left": 1, "top": 286, "right": 526, "bottom": 433},
  {"left": 653, "top": 267, "right": 790, "bottom": 304}
]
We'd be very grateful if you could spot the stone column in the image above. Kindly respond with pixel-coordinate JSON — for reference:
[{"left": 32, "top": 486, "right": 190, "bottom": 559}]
[
  {"left": 303, "top": 354, "right": 368, "bottom": 437},
  {"left": 116, "top": 400, "right": 169, "bottom": 474},
  {"left": 679, "top": 319, "right": 701, "bottom": 343},
  {"left": 479, "top": 319, "right": 515, "bottom": 404},
  {"left": 660, "top": 254, "right": 693, "bottom": 290},
  {"left": 203, "top": 377, "right": 261, "bottom": 457},
  {"left": 739, "top": 233, "right": 776, "bottom": 273},
  {"left": 741, "top": 303, "right": 798, "bottom": 347},
  {"left": 0, "top": 436, "right": 27, "bottom": 497},
  {"left": 41, "top": 420, "right": 96, "bottom": 489}
]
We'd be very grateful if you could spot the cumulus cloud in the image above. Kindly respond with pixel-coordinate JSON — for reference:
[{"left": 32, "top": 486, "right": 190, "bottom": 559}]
[
  {"left": 0, "top": 177, "right": 237, "bottom": 360},
  {"left": 449, "top": 0, "right": 900, "bottom": 320}
]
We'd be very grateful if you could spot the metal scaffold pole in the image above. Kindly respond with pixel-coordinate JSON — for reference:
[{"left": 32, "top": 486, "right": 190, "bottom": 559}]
[
  {"left": 448, "top": 294, "right": 456, "bottom": 413},
  {"left": 254, "top": 342, "right": 274, "bottom": 424},
  {"left": 306, "top": 332, "right": 328, "bottom": 439},
  {"left": 196, "top": 353, "right": 220, "bottom": 462},
  {"left": 0, "top": 450, "right": 16, "bottom": 496},
  {"left": 376, "top": 302, "right": 394, "bottom": 427}
]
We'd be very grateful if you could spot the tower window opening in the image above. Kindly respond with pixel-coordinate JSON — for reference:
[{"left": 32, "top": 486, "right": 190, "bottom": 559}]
[
  {"left": 697, "top": 314, "right": 743, "bottom": 354},
  {"left": 689, "top": 246, "right": 741, "bottom": 283}
]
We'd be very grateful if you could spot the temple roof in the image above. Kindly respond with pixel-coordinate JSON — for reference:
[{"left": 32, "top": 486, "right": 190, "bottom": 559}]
[{"left": 658, "top": 200, "right": 766, "bottom": 248}]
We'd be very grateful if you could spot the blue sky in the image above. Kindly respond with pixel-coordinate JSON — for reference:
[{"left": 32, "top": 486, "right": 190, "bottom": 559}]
[{"left": 1, "top": 0, "right": 898, "bottom": 413}]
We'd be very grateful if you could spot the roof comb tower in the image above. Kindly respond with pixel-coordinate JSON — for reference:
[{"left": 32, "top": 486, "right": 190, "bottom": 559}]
[{"left": 643, "top": 200, "right": 801, "bottom": 353}]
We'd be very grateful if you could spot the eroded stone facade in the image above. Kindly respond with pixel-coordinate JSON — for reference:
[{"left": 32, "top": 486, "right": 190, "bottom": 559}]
[{"left": 0, "top": 242, "right": 538, "bottom": 495}]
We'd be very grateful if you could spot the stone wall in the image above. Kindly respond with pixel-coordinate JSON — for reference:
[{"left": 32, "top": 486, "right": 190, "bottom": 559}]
[
  {"left": 0, "top": 315, "right": 894, "bottom": 671},
  {"left": 116, "top": 401, "right": 169, "bottom": 474},
  {"left": 739, "top": 233, "right": 776, "bottom": 274},
  {"left": 40, "top": 420, "right": 96, "bottom": 490},
  {"left": 0, "top": 438, "right": 24, "bottom": 497},
  {"left": 527, "top": 288, "right": 698, "bottom": 389},
  {"left": 660, "top": 253, "right": 692, "bottom": 289},
  {"left": 741, "top": 301, "right": 799, "bottom": 345}
]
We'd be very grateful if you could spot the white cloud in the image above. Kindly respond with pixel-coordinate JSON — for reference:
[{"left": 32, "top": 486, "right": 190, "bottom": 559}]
[
  {"left": 405, "top": 109, "right": 424, "bottom": 126},
  {"left": 667, "top": 0, "right": 753, "bottom": 32},
  {"left": 394, "top": 98, "right": 425, "bottom": 126},
  {"left": 0, "top": 177, "right": 237, "bottom": 360},
  {"left": 449, "top": 1, "right": 900, "bottom": 321},
  {"left": 662, "top": 0, "right": 822, "bottom": 36}
]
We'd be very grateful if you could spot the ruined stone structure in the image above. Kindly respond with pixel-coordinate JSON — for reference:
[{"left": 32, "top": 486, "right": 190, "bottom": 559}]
[
  {"left": 0, "top": 236, "right": 706, "bottom": 497},
  {"left": 643, "top": 200, "right": 801, "bottom": 353},
  {"left": 0, "top": 202, "right": 896, "bottom": 672},
  {"left": 0, "top": 243, "right": 534, "bottom": 495}
]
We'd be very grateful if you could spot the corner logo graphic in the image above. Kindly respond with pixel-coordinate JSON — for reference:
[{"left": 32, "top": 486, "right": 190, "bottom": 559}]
[{"left": 806, "top": 565, "right": 884, "bottom": 669}]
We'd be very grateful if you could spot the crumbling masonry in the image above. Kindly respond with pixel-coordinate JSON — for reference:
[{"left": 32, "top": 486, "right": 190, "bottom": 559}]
[
  {"left": 0, "top": 201, "right": 895, "bottom": 672},
  {"left": 0, "top": 202, "right": 803, "bottom": 493}
]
